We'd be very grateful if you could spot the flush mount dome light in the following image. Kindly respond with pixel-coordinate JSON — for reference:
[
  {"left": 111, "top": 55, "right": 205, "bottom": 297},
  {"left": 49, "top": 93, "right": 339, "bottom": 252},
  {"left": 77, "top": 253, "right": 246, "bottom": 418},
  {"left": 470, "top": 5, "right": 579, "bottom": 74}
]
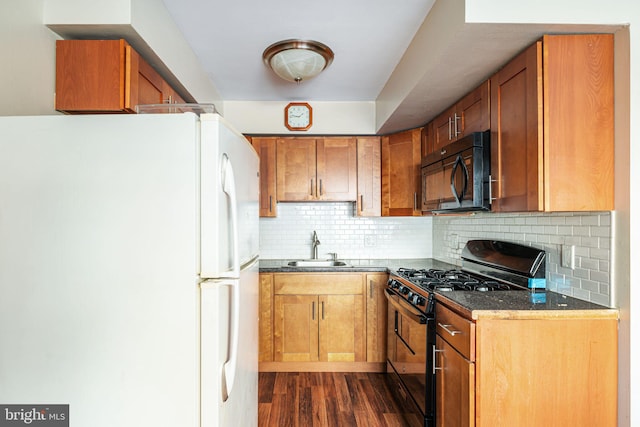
[{"left": 263, "top": 39, "right": 334, "bottom": 83}]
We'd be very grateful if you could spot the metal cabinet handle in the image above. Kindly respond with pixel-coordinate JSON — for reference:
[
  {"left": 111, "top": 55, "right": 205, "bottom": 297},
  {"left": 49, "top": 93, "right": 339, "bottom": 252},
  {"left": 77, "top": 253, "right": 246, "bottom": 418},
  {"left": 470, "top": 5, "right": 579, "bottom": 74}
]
[
  {"left": 312, "top": 301, "right": 315, "bottom": 320},
  {"left": 360, "top": 195, "right": 364, "bottom": 212},
  {"left": 369, "top": 280, "right": 374, "bottom": 299},
  {"left": 454, "top": 113, "right": 462, "bottom": 137},
  {"left": 488, "top": 174, "right": 497, "bottom": 203},
  {"left": 433, "top": 345, "right": 445, "bottom": 374},
  {"left": 319, "top": 179, "right": 323, "bottom": 196},
  {"left": 310, "top": 179, "right": 314, "bottom": 196},
  {"left": 448, "top": 117, "right": 453, "bottom": 140},
  {"left": 438, "top": 322, "right": 462, "bottom": 336},
  {"left": 269, "top": 195, "right": 273, "bottom": 212},
  {"left": 321, "top": 301, "right": 325, "bottom": 320}
]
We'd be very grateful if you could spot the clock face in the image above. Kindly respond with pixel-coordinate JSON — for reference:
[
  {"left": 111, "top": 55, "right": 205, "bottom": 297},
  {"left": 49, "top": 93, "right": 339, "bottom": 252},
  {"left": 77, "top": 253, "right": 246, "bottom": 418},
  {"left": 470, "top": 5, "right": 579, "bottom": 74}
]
[{"left": 285, "top": 103, "right": 312, "bottom": 131}]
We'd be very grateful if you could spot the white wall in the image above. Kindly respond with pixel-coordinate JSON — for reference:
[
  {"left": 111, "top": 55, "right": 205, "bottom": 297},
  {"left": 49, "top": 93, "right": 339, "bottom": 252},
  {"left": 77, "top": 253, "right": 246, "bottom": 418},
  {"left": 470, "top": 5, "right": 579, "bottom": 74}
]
[
  {"left": 0, "top": 0, "right": 59, "bottom": 115},
  {"left": 224, "top": 101, "right": 377, "bottom": 135}
]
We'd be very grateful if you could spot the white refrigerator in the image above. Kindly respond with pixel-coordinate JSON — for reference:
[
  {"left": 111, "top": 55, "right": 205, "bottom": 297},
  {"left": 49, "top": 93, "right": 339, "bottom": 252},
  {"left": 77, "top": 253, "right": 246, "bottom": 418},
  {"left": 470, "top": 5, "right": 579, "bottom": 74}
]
[{"left": 0, "top": 112, "right": 259, "bottom": 427}]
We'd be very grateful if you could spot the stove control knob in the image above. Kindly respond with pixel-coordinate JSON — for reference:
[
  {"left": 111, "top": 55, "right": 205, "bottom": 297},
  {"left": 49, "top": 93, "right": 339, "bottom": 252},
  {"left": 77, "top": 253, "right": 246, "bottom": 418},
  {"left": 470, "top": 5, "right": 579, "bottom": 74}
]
[
  {"left": 400, "top": 286, "right": 409, "bottom": 295},
  {"left": 407, "top": 291, "right": 414, "bottom": 299},
  {"left": 414, "top": 296, "right": 426, "bottom": 306},
  {"left": 389, "top": 280, "right": 400, "bottom": 289}
]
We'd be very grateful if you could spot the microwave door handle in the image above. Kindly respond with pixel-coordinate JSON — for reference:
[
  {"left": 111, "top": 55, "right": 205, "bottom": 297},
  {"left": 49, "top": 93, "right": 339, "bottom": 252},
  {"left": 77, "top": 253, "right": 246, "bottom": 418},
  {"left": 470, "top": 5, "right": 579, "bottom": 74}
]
[{"left": 450, "top": 155, "right": 468, "bottom": 205}]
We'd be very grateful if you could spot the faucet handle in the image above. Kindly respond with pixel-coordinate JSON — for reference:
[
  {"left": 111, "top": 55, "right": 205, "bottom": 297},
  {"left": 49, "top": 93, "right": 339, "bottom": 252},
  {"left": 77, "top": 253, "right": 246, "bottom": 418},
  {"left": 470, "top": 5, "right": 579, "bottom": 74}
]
[{"left": 327, "top": 252, "right": 338, "bottom": 261}]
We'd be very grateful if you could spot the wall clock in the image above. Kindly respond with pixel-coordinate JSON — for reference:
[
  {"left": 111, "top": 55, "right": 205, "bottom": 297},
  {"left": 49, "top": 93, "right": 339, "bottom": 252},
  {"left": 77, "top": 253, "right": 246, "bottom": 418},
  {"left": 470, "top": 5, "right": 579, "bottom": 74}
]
[{"left": 284, "top": 102, "right": 312, "bottom": 131}]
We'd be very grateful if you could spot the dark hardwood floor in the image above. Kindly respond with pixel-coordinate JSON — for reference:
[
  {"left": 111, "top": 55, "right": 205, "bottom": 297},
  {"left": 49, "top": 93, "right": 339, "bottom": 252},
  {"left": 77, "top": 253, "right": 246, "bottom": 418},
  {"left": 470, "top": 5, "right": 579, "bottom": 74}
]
[{"left": 258, "top": 372, "right": 417, "bottom": 427}]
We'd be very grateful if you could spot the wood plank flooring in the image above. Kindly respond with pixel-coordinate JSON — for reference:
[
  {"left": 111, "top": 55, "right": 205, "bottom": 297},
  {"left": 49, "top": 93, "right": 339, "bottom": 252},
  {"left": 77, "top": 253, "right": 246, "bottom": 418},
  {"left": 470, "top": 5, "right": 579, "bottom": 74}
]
[{"left": 258, "top": 372, "right": 417, "bottom": 427}]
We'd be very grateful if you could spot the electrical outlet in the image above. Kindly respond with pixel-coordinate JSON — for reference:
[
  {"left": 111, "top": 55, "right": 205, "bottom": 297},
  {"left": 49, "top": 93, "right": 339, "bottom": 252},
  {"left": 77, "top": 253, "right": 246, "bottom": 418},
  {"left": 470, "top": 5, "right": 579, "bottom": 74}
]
[
  {"left": 561, "top": 244, "right": 575, "bottom": 269},
  {"left": 364, "top": 235, "right": 376, "bottom": 247}
]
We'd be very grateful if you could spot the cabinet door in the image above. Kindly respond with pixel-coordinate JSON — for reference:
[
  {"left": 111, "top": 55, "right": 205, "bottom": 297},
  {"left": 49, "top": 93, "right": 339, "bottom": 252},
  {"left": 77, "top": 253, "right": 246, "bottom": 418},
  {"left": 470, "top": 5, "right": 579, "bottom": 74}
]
[
  {"left": 489, "top": 41, "right": 543, "bottom": 212},
  {"left": 319, "top": 294, "right": 365, "bottom": 362},
  {"left": 251, "top": 138, "right": 277, "bottom": 217},
  {"left": 258, "top": 273, "right": 273, "bottom": 362},
  {"left": 365, "top": 273, "right": 388, "bottom": 362},
  {"left": 127, "top": 46, "right": 165, "bottom": 109},
  {"left": 458, "top": 81, "right": 490, "bottom": 138},
  {"left": 316, "top": 137, "right": 357, "bottom": 201},
  {"left": 436, "top": 335, "right": 475, "bottom": 427},
  {"left": 273, "top": 295, "right": 319, "bottom": 362},
  {"left": 433, "top": 105, "right": 458, "bottom": 153},
  {"left": 55, "top": 39, "right": 128, "bottom": 112},
  {"left": 381, "top": 128, "right": 423, "bottom": 216},
  {"left": 356, "top": 137, "right": 381, "bottom": 216},
  {"left": 276, "top": 138, "right": 317, "bottom": 201},
  {"left": 542, "top": 34, "right": 614, "bottom": 211},
  {"left": 422, "top": 121, "right": 435, "bottom": 157}
]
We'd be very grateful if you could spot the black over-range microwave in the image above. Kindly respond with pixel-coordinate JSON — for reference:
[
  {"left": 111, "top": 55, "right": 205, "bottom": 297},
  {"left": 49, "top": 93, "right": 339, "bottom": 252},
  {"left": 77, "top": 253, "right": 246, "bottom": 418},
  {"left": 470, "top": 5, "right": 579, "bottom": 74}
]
[{"left": 421, "top": 130, "right": 491, "bottom": 213}]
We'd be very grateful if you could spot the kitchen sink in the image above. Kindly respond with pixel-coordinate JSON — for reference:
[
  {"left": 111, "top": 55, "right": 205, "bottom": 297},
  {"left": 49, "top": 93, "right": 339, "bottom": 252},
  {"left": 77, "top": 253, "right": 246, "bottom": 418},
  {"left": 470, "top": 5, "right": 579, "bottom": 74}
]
[{"left": 286, "top": 260, "right": 351, "bottom": 268}]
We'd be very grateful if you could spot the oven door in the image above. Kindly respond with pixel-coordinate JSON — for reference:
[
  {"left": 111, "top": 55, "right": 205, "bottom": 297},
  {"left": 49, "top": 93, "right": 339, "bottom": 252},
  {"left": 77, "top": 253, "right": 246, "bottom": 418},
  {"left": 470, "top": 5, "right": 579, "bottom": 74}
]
[{"left": 385, "top": 288, "right": 435, "bottom": 427}]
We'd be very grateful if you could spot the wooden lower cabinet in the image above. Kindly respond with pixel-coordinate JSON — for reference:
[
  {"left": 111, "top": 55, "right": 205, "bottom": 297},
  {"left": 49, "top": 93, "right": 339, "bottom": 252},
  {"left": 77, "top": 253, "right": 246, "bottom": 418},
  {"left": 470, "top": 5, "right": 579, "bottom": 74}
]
[
  {"left": 258, "top": 273, "right": 274, "bottom": 362},
  {"left": 274, "top": 294, "right": 319, "bottom": 362},
  {"left": 366, "top": 273, "right": 389, "bottom": 363},
  {"left": 436, "top": 336, "right": 474, "bottom": 427},
  {"left": 259, "top": 272, "right": 387, "bottom": 372},
  {"left": 435, "top": 302, "right": 618, "bottom": 427}
]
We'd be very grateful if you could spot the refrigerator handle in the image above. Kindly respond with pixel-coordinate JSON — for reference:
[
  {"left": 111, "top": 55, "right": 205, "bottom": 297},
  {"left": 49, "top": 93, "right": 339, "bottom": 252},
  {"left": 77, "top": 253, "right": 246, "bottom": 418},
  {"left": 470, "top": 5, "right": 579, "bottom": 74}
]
[
  {"left": 221, "top": 154, "right": 240, "bottom": 277},
  {"left": 221, "top": 280, "right": 240, "bottom": 402}
]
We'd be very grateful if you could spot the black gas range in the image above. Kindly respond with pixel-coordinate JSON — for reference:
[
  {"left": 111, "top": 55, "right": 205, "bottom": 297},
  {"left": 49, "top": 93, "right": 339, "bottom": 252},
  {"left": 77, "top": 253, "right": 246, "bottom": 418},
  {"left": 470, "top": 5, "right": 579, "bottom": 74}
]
[{"left": 385, "top": 240, "right": 546, "bottom": 427}]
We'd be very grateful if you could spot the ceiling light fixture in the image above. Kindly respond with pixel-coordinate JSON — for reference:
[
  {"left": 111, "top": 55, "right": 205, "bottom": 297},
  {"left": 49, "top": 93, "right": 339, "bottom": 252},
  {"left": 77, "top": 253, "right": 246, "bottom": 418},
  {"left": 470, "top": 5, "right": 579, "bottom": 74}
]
[{"left": 262, "top": 39, "right": 334, "bottom": 84}]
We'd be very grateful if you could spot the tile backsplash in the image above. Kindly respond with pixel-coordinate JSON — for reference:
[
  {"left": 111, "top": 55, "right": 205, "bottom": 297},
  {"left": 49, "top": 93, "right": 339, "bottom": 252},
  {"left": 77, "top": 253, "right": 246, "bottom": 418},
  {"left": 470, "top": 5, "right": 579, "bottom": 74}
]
[
  {"left": 432, "top": 212, "right": 612, "bottom": 306},
  {"left": 259, "top": 205, "right": 612, "bottom": 307},
  {"left": 259, "top": 202, "right": 433, "bottom": 260}
]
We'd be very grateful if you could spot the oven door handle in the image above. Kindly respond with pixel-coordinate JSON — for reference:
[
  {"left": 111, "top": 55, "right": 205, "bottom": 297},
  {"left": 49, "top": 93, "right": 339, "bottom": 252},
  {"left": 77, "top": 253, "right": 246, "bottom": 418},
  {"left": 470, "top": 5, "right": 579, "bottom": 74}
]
[{"left": 384, "top": 288, "right": 428, "bottom": 324}]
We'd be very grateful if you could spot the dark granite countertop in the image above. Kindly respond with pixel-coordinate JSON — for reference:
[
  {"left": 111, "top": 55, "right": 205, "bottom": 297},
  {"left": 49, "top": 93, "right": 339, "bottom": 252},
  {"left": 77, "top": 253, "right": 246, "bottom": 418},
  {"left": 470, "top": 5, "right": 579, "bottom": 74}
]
[
  {"left": 259, "top": 258, "right": 457, "bottom": 273},
  {"left": 435, "top": 290, "right": 618, "bottom": 320}
]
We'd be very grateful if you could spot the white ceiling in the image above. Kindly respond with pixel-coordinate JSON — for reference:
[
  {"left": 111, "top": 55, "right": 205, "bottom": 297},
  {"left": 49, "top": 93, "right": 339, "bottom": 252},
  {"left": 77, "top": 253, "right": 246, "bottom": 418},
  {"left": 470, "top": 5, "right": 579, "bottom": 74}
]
[
  {"left": 154, "top": 1, "right": 619, "bottom": 133},
  {"left": 161, "top": 0, "right": 436, "bottom": 103}
]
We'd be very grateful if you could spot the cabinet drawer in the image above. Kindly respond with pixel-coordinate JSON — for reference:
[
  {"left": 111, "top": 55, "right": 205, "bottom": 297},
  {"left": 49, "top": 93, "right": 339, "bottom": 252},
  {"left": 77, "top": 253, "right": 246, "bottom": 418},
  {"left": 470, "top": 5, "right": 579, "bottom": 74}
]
[
  {"left": 436, "top": 303, "right": 475, "bottom": 360},
  {"left": 274, "top": 273, "right": 363, "bottom": 295}
]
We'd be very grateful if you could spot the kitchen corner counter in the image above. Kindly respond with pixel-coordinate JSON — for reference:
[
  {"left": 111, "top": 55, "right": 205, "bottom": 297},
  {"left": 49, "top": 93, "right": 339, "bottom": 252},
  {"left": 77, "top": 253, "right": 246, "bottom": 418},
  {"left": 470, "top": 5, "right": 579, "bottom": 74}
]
[
  {"left": 258, "top": 258, "right": 449, "bottom": 273},
  {"left": 435, "top": 290, "right": 619, "bottom": 320}
]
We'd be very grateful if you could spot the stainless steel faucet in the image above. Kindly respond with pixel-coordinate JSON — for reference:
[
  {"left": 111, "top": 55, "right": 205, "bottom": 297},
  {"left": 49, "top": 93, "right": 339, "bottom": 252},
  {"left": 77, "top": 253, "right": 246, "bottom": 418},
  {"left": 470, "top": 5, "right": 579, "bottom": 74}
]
[{"left": 312, "top": 231, "right": 320, "bottom": 259}]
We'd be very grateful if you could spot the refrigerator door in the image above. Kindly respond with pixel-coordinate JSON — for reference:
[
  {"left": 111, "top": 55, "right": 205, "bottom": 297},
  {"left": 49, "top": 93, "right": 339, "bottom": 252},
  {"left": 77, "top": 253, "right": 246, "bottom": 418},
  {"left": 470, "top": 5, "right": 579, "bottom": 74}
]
[
  {"left": 200, "top": 114, "right": 259, "bottom": 279},
  {"left": 0, "top": 114, "right": 201, "bottom": 427},
  {"left": 201, "top": 258, "right": 258, "bottom": 427}
]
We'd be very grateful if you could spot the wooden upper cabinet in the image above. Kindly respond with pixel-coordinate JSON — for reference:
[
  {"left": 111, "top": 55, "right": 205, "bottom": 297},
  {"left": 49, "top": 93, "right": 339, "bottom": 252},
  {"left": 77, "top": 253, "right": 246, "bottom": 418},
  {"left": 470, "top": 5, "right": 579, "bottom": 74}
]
[
  {"left": 56, "top": 39, "right": 183, "bottom": 113},
  {"left": 356, "top": 137, "right": 381, "bottom": 217},
  {"left": 432, "top": 81, "right": 490, "bottom": 154},
  {"left": 276, "top": 138, "right": 317, "bottom": 201},
  {"left": 276, "top": 137, "right": 357, "bottom": 202},
  {"left": 251, "top": 138, "right": 278, "bottom": 217},
  {"left": 381, "top": 128, "right": 423, "bottom": 216},
  {"left": 316, "top": 138, "right": 357, "bottom": 201},
  {"left": 490, "top": 34, "right": 614, "bottom": 212},
  {"left": 422, "top": 122, "right": 434, "bottom": 158}
]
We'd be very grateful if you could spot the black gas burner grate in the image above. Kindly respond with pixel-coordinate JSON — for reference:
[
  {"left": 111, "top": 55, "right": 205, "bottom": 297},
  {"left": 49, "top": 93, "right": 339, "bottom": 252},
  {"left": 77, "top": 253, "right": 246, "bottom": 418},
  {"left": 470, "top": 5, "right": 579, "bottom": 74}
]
[{"left": 395, "top": 268, "right": 516, "bottom": 292}]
